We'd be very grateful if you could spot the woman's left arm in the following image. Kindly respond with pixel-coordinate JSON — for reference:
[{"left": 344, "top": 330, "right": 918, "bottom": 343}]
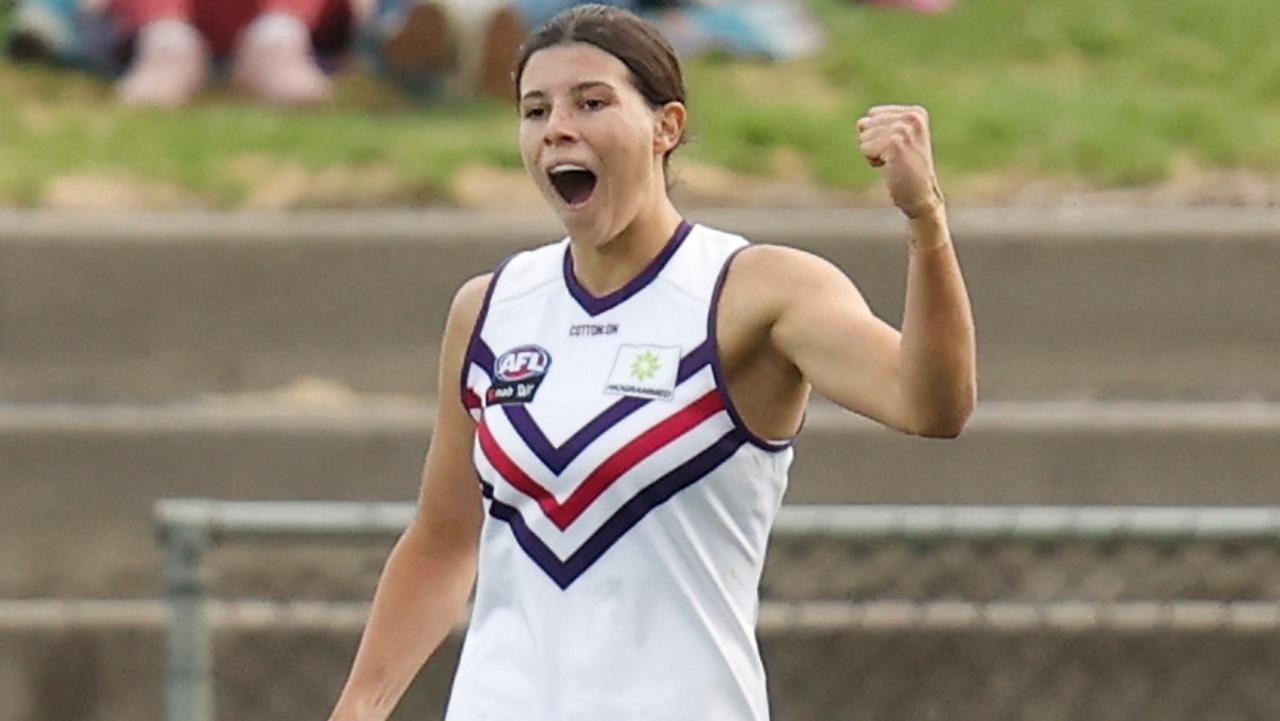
[
  {"left": 887, "top": 202, "right": 976, "bottom": 437},
  {"left": 761, "top": 104, "right": 975, "bottom": 437}
]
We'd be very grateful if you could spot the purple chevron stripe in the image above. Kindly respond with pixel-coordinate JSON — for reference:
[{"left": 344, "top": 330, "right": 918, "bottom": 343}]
[
  {"left": 500, "top": 338, "right": 715, "bottom": 474},
  {"left": 479, "top": 429, "right": 746, "bottom": 590},
  {"left": 480, "top": 482, "right": 566, "bottom": 586},
  {"left": 470, "top": 338, "right": 495, "bottom": 377},
  {"left": 564, "top": 220, "right": 693, "bottom": 317},
  {"left": 505, "top": 396, "right": 645, "bottom": 474}
]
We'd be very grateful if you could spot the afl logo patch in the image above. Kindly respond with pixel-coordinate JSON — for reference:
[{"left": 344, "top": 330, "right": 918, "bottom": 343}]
[{"left": 489, "top": 345, "right": 551, "bottom": 405}]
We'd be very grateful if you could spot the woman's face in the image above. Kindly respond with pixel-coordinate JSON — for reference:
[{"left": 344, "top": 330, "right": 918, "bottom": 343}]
[{"left": 518, "top": 42, "right": 679, "bottom": 245}]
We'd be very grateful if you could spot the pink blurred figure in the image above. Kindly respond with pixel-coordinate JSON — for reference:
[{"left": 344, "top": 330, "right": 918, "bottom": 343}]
[{"left": 113, "top": 0, "right": 352, "bottom": 106}]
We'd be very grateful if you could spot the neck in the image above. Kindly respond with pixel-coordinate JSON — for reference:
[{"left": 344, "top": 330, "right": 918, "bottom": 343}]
[{"left": 568, "top": 196, "right": 683, "bottom": 298}]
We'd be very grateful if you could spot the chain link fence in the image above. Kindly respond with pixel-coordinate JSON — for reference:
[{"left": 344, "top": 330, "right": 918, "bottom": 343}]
[{"left": 157, "top": 501, "right": 1280, "bottom": 721}]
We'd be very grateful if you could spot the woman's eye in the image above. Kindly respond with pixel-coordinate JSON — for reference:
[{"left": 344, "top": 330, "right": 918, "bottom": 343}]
[
  {"left": 523, "top": 107, "right": 546, "bottom": 119},
  {"left": 583, "top": 99, "right": 606, "bottom": 111}
]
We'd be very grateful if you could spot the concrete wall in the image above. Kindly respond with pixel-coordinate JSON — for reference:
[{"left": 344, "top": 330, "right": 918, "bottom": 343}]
[
  {"left": 4, "top": 208, "right": 1280, "bottom": 720},
  {"left": 3, "top": 620, "right": 1278, "bottom": 721}
]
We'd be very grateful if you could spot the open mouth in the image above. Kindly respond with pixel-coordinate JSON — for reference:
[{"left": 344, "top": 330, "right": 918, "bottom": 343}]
[{"left": 548, "top": 166, "right": 598, "bottom": 207}]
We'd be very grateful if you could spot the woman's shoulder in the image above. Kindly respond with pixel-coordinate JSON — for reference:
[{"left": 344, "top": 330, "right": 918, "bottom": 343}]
[
  {"left": 726, "top": 241, "right": 834, "bottom": 283},
  {"left": 689, "top": 223, "right": 824, "bottom": 271},
  {"left": 717, "top": 241, "right": 861, "bottom": 321},
  {"left": 448, "top": 273, "right": 496, "bottom": 327}
]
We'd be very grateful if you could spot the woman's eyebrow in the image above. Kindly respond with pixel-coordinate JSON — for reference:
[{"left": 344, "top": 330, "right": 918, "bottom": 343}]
[
  {"left": 521, "top": 81, "right": 614, "bottom": 103},
  {"left": 571, "top": 81, "right": 614, "bottom": 94}
]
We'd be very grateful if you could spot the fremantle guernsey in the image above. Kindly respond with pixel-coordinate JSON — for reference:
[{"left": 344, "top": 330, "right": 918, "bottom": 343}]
[{"left": 449, "top": 221, "right": 794, "bottom": 721}]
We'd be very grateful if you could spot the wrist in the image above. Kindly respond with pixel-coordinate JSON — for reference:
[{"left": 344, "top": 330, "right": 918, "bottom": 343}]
[
  {"left": 900, "top": 178, "right": 946, "bottom": 220},
  {"left": 906, "top": 202, "right": 950, "bottom": 251}
]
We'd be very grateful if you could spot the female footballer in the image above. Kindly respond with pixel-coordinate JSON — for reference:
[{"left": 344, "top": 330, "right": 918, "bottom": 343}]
[{"left": 328, "top": 5, "right": 975, "bottom": 720}]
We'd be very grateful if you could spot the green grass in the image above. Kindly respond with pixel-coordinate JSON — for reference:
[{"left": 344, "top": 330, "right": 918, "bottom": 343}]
[
  {"left": 0, "top": 0, "right": 1277, "bottom": 206},
  {"left": 0, "top": 58, "right": 522, "bottom": 206},
  {"left": 691, "top": 0, "right": 1280, "bottom": 189}
]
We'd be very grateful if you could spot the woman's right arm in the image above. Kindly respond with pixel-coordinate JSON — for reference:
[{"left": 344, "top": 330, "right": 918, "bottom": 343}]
[{"left": 328, "top": 273, "right": 494, "bottom": 721}]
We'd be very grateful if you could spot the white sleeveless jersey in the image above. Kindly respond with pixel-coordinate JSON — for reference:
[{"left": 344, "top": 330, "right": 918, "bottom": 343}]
[{"left": 449, "top": 221, "right": 794, "bottom": 721}]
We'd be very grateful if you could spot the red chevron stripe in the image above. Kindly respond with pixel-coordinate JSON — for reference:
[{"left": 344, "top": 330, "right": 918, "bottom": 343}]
[
  {"left": 463, "top": 388, "right": 482, "bottom": 411},
  {"left": 553, "top": 389, "right": 723, "bottom": 528},
  {"left": 478, "top": 420, "right": 558, "bottom": 516},
  {"left": 477, "top": 389, "right": 725, "bottom": 531}
]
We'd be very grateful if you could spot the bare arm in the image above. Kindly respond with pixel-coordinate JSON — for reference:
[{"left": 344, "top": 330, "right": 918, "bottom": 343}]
[
  {"left": 764, "top": 105, "right": 975, "bottom": 437},
  {"left": 328, "top": 274, "right": 492, "bottom": 721},
  {"left": 897, "top": 207, "right": 975, "bottom": 436}
]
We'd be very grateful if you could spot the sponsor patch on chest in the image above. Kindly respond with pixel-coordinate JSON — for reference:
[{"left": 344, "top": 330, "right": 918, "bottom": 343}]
[
  {"left": 604, "top": 344, "right": 681, "bottom": 400},
  {"left": 488, "top": 345, "right": 551, "bottom": 405}
]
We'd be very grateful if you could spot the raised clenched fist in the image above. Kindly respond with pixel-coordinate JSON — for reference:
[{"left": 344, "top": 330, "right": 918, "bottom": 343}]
[{"left": 857, "top": 105, "right": 945, "bottom": 219}]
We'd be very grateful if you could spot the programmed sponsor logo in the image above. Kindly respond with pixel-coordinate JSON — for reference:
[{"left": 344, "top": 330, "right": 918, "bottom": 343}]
[
  {"left": 604, "top": 344, "right": 680, "bottom": 401},
  {"left": 489, "top": 345, "right": 551, "bottom": 405}
]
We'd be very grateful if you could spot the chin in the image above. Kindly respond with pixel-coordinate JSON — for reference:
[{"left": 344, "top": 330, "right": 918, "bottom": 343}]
[
  {"left": 551, "top": 196, "right": 604, "bottom": 232},
  {"left": 560, "top": 212, "right": 607, "bottom": 242}
]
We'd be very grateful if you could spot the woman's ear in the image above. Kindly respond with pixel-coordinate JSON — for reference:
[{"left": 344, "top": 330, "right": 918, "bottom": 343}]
[{"left": 653, "top": 101, "right": 687, "bottom": 155}]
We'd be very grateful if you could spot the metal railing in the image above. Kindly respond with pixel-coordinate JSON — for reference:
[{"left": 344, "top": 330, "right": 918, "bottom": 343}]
[{"left": 154, "top": 500, "right": 1280, "bottom": 721}]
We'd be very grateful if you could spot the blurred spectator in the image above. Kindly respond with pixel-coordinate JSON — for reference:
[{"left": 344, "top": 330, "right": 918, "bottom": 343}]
[
  {"left": 5, "top": 0, "right": 353, "bottom": 106},
  {"left": 112, "top": 0, "right": 353, "bottom": 106},
  {"left": 512, "top": 0, "right": 824, "bottom": 62},
  {"left": 5, "top": 0, "right": 101, "bottom": 64},
  {"left": 363, "top": 0, "right": 522, "bottom": 98},
  {"left": 640, "top": 0, "right": 825, "bottom": 61},
  {"left": 5, "top": 0, "right": 829, "bottom": 107},
  {"left": 365, "top": 0, "right": 824, "bottom": 102}
]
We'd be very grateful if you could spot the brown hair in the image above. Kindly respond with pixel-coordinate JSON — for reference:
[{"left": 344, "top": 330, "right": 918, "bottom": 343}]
[{"left": 514, "top": 4, "right": 689, "bottom": 167}]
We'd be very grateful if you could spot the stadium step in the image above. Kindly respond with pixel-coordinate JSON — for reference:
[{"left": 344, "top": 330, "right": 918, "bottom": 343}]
[
  {"left": 3, "top": 208, "right": 1278, "bottom": 403},
  {"left": 2, "top": 600, "right": 1278, "bottom": 721},
  {"left": 3, "top": 399, "right": 1279, "bottom": 598}
]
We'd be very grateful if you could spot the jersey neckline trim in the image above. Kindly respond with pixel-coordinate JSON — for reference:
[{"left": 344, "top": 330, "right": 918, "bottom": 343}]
[{"left": 562, "top": 220, "right": 694, "bottom": 317}]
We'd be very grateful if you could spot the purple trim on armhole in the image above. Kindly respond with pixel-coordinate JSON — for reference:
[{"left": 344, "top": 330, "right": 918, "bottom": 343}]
[
  {"left": 458, "top": 258, "right": 511, "bottom": 415},
  {"left": 563, "top": 220, "right": 694, "bottom": 317},
  {"left": 708, "top": 246, "right": 796, "bottom": 453}
]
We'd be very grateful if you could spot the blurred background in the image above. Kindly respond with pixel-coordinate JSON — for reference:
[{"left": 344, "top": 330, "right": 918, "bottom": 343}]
[{"left": 1, "top": 0, "right": 1278, "bottom": 720}]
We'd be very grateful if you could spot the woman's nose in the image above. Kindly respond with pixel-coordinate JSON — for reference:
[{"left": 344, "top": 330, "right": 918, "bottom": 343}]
[{"left": 543, "top": 105, "right": 577, "bottom": 146}]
